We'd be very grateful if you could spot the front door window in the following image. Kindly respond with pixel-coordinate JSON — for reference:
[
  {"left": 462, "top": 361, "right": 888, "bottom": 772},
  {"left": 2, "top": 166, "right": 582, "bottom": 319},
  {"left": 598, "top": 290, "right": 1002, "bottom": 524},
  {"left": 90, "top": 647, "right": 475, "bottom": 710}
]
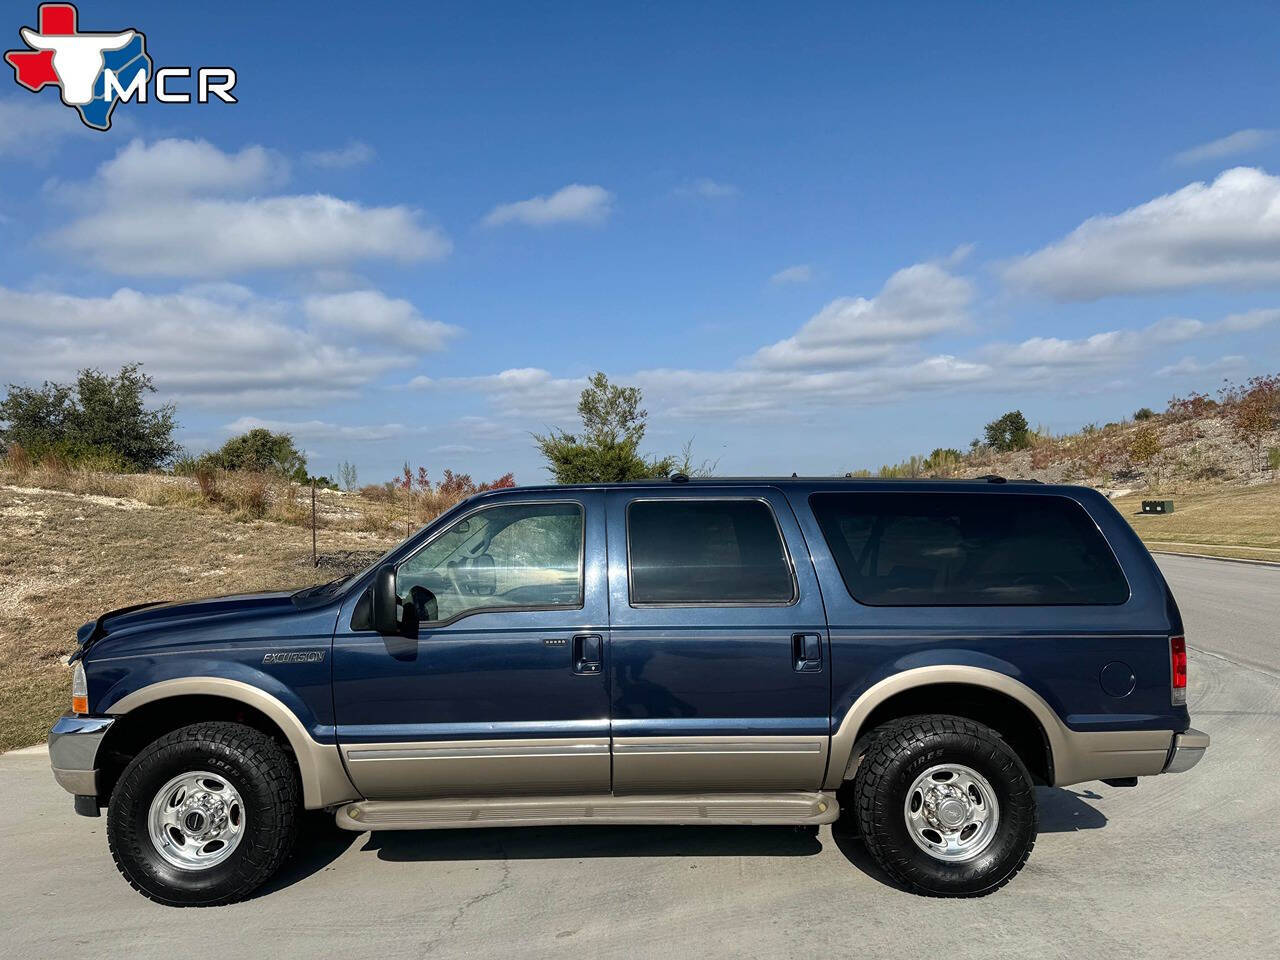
[{"left": 397, "top": 501, "right": 584, "bottom": 624}]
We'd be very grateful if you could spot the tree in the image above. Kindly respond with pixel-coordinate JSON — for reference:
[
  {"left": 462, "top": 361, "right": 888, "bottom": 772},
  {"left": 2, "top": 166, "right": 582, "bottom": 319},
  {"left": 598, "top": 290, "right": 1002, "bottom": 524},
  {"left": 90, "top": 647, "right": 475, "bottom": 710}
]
[
  {"left": 204, "top": 428, "right": 307, "bottom": 479},
  {"left": 1220, "top": 374, "right": 1280, "bottom": 470},
  {"left": 983, "top": 410, "right": 1031, "bottom": 452},
  {"left": 0, "top": 364, "right": 178, "bottom": 469},
  {"left": 1133, "top": 407, "right": 1156, "bottom": 421},
  {"left": 339, "top": 460, "right": 358, "bottom": 491},
  {"left": 1129, "top": 425, "right": 1162, "bottom": 486},
  {"left": 534, "top": 372, "right": 676, "bottom": 482}
]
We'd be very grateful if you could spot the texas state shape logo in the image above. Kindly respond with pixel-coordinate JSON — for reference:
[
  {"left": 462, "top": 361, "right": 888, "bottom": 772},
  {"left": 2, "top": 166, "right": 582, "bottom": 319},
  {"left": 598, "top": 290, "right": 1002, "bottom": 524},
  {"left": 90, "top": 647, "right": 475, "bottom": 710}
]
[{"left": 5, "top": 3, "right": 151, "bottom": 131}]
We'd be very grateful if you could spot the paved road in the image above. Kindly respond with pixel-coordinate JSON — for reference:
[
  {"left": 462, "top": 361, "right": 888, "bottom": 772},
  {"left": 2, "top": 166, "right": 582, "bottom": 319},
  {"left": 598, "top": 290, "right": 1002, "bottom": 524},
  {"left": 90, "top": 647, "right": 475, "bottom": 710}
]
[{"left": 2, "top": 556, "right": 1277, "bottom": 960}]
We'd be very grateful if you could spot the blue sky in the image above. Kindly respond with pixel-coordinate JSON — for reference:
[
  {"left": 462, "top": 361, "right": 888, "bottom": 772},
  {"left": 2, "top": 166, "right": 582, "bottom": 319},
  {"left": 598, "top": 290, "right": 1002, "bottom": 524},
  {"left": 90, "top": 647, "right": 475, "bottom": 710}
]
[{"left": 2, "top": 0, "right": 1280, "bottom": 485}]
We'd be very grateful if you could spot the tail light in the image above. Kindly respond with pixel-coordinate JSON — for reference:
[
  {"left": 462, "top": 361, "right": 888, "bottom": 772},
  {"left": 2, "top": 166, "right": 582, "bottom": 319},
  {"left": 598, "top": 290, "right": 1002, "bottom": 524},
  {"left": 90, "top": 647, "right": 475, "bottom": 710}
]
[{"left": 1170, "top": 635, "right": 1187, "bottom": 705}]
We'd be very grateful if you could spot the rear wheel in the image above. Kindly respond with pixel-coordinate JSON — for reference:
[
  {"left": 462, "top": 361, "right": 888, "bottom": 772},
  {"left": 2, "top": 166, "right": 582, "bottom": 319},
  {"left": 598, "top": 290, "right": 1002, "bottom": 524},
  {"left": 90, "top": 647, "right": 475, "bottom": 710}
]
[
  {"left": 852, "top": 715, "right": 1037, "bottom": 896},
  {"left": 107, "top": 721, "right": 298, "bottom": 906}
]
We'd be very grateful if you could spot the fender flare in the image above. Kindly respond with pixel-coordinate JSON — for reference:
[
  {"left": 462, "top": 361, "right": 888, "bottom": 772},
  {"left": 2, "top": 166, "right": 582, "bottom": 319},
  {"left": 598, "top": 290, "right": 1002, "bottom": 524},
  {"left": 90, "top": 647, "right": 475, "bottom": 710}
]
[
  {"left": 824, "top": 665, "right": 1068, "bottom": 789},
  {"left": 109, "top": 677, "right": 359, "bottom": 809}
]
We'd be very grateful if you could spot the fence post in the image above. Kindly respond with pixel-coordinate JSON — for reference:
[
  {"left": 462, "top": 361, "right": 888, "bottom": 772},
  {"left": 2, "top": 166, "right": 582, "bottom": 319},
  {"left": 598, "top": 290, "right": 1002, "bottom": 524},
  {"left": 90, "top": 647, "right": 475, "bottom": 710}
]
[{"left": 311, "top": 479, "right": 317, "bottom": 567}]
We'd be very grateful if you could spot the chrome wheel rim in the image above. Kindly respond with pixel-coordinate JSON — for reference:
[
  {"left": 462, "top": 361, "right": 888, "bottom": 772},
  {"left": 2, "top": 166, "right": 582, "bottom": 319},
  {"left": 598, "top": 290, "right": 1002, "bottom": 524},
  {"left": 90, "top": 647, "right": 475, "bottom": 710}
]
[
  {"left": 903, "top": 763, "right": 1000, "bottom": 862},
  {"left": 146, "top": 770, "right": 246, "bottom": 870}
]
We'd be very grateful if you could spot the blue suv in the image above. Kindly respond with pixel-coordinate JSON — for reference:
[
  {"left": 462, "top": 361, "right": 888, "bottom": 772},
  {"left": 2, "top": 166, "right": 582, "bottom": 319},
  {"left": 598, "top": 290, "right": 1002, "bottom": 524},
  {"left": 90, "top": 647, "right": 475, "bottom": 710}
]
[{"left": 49, "top": 478, "right": 1208, "bottom": 904}]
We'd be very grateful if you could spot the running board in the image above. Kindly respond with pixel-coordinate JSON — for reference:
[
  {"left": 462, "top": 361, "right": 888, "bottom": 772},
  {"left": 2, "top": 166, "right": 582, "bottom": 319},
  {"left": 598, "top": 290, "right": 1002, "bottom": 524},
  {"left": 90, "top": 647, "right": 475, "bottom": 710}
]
[{"left": 335, "top": 791, "right": 839, "bottom": 831}]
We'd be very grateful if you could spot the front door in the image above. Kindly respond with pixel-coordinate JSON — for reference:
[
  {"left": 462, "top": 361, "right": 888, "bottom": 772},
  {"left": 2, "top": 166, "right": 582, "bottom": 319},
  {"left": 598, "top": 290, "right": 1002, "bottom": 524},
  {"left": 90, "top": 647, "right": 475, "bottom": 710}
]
[
  {"left": 332, "top": 492, "right": 611, "bottom": 799},
  {"left": 605, "top": 487, "right": 831, "bottom": 793}
]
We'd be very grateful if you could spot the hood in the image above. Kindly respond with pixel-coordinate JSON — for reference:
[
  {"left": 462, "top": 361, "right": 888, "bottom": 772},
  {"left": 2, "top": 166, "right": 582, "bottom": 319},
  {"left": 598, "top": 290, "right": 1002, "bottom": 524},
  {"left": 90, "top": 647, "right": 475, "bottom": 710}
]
[{"left": 72, "top": 592, "right": 297, "bottom": 661}]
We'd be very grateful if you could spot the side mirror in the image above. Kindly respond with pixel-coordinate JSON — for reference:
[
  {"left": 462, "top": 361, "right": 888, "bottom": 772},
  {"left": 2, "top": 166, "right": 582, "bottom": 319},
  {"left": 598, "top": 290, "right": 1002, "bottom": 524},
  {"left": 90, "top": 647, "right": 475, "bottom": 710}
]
[{"left": 372, "top": 564, "right": 402, "bottom": 635}]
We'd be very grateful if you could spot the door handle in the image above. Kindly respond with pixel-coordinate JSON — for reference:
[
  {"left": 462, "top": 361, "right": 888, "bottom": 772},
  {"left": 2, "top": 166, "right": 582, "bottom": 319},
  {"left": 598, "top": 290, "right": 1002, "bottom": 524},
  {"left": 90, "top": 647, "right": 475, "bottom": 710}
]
[
  {"left": 573, "top": 634, "right": 603, "bottom": 675},
  {"left": 792, "top": 633, "right": 823, "bottom": 673}
]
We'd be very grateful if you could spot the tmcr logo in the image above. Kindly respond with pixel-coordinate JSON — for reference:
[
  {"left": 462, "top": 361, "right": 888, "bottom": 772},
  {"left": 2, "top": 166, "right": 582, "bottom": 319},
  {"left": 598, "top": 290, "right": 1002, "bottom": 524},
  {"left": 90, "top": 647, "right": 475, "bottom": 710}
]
[{"left": 5, "top": 3, "right": 236, "bottom": 131}]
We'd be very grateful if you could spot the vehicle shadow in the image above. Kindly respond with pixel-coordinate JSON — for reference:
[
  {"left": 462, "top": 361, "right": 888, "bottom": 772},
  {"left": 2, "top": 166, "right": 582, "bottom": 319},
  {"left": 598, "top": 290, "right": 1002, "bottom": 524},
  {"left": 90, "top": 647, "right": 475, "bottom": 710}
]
[
  {"left": 250, "top": 811, "right": 362, "bottom": 899},
  {"left": 256, "top": 786, "right": 1106, "bottom": 897},
  {"left": 362, "top": 823, "right": 824, "bottom": 862},
  {"left": 830, "top": 786, "right": 1109, "bottom": 890}
]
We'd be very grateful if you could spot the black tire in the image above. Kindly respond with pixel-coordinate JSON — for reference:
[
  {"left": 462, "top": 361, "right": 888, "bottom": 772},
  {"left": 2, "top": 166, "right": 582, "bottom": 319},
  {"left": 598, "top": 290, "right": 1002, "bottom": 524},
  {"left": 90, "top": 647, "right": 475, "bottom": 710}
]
[
  {"left": 852, "top": 715, "right": 1037, "bottom": 897},
  {"left": 107, "top": 721, "right": 299, "bottom": 906}
]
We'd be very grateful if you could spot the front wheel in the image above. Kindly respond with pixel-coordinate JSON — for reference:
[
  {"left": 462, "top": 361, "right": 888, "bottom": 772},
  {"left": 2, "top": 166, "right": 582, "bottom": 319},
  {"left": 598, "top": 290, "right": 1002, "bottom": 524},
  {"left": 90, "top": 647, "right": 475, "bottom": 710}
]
[
  {"left": 852, "top": 715, "right": 1037, "bottom": 896},
  {"left": 107, "top": 721, "right": 299, "bottom": 906}
]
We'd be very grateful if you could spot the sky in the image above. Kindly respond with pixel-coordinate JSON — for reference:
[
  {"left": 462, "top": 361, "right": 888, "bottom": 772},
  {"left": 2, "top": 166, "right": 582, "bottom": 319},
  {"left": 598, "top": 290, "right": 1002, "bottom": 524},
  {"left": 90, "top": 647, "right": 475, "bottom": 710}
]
[{"left": 2, "top": 0, "right": 1280, "bottom": 486}]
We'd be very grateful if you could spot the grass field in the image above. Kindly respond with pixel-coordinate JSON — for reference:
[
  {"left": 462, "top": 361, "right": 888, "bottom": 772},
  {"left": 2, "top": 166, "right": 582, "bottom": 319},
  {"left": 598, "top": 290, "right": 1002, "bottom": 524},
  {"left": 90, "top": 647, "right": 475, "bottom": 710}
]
[
  {"left": 1118, "top": 481, "right": 1280, "bottom": 562},
  {"left": 0, "top": 484, "right": 397, "bottom": 753}
]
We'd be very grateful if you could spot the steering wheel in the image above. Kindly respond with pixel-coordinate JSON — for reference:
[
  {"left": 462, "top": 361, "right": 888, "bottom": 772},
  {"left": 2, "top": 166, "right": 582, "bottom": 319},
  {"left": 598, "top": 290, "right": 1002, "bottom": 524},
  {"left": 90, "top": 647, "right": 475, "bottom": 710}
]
[{"left": 408, "top": 585, "right": 438, "bottom": 622}]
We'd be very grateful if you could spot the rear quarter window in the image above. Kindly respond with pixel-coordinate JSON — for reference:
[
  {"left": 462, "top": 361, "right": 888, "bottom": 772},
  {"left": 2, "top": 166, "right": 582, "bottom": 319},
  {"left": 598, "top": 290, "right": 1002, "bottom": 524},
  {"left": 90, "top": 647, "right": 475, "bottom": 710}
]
[{"left": 809, "top": 491, "right": 1130, "bottom": 606}]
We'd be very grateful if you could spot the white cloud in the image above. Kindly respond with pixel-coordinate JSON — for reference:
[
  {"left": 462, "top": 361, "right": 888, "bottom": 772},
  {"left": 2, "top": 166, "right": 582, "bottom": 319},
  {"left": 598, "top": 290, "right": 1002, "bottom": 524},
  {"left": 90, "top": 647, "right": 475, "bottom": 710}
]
[
  {"left": 303, "top": 290, "right": 460, "bottom": 353},
  {"left": 223, "top": 416, "right": 420, "bottom": 443},
  {"left": 1004, "top": 167, "right": 1280, "bottom": 300},
  {"left": 93, "top": 138, "right": 289, "bottom": 197},
  {"left": 770, "top": 264, "right": 813, "bottom": 284},
  {"left": 303, "top": 141, "right": 376, "bottom": 169},
  {"left": 675, "top": 178, "right": 739, "bottom": 199},
  {"left": 0, "top": 97, "right": 86, "bottom": 157},
  {"left": 984, "top": 309, "right": 1275, "bottom": 376},
  {"left": 1173, "top": 129, "right": 1275, "bottom": 166},
  {"left": 410, "top": 367, "right": 587, "bottom": 420},
  {"left": 53, "top": 194, "right": 451, "bottom": 277},
  {"left": 750, "top": 262, "right": 973, "bottom": 370},
  {"left": 0, "top": 285, "right": 425, "bottom": 407},
  {"left": 482, "top": 184, "right": 613, "bottom": 227},
  {"left": 45, "top": 138, "right": 450, "bottom": 278},
  {"left": 1155, "top": 355, "right": 1246, "bottom": 378}
]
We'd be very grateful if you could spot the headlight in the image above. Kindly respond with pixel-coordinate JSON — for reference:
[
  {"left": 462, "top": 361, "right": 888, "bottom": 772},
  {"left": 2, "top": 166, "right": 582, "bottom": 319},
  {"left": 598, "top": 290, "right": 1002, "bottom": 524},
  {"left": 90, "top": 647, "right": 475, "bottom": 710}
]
[{"left": 71, "top": 661, "right": 88, "bottom": 715}]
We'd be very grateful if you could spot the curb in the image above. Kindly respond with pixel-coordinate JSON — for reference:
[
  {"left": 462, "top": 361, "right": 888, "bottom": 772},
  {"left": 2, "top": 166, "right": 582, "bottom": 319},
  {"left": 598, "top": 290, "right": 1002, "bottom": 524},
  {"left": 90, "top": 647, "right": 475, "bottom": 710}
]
[
  {"left": 1152, "top": 550, "right": 1280, "bottom": 569},
  {"left": 2, "top": 744, "right": 48, "bottom": 757}
]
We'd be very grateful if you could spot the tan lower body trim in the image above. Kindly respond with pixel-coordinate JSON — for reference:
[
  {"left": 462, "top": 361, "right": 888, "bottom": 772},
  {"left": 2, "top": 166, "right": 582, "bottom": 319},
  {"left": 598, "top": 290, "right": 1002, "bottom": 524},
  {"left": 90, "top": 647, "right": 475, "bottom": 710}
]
[
  {"left": 342, "top": 738, "right": 610, "bottom": 799},
  {"left": 336, "top": 790, "right": 839, "bottom": 830},
  {"left": 612, "top": 735, "right": 828, "bottom": 793},
  {"left": 826, "top": 665, "right": 1176, "bottom": 789},
  {"left": 1053, "top": 728, "right": 1173, "bottom": 783}
]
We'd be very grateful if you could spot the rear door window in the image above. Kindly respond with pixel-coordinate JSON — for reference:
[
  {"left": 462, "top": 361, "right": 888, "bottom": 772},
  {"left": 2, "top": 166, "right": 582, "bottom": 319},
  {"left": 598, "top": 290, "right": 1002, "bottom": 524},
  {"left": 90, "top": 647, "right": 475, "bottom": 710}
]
[
  {"left": 809, "top": 492, "right": 1129, "bottom": 606},
  {"left": 627, "top": 499, "right": 795, "bottom": 604}
]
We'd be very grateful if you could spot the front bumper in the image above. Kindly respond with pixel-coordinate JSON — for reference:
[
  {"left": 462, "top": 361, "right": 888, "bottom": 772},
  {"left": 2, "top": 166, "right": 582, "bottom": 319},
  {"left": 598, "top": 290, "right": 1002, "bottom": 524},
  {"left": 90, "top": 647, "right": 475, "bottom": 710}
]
[
  {"left": 1163, "top": 727, "right": 1209, "bottom": 774},
  {"left": 49, "top": 712, "right": 115, "bottom": 798}
]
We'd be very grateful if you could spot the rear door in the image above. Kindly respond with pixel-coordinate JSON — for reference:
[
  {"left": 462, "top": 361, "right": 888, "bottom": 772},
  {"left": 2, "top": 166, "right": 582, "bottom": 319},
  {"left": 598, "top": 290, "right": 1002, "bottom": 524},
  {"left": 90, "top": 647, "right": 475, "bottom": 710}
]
[
  {"left": 332, "top": 492, "right": 611, "bottom": 799},
  {"left": 605, "top": 486, "right": 830, "bottom": 793}
]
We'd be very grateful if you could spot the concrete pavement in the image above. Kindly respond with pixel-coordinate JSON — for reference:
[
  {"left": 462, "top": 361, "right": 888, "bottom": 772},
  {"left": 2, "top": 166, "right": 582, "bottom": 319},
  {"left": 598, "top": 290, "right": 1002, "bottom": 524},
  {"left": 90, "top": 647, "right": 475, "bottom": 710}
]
[{"left": 1, "top": 555, "right": 1276, "bottom": 959}]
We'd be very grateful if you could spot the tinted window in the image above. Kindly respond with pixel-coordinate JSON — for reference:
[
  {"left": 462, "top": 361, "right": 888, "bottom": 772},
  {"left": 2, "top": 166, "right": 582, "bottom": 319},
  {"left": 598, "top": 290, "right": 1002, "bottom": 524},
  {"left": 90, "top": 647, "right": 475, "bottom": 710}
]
[
  {"left": 809, "top": 492, "right": 1129, "bottom": 606},
  {"left": 397, "top": 502, "right": 583, "bottom": 622},
  {"left": 628, "top": 499, "right": 795, "bottom": 604}
]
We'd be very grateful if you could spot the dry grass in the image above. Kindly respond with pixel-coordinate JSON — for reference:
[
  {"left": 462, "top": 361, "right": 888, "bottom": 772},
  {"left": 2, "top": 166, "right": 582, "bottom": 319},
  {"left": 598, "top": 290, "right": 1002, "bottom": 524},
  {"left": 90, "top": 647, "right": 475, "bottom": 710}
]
[
  {"left": 1118, "top": 481, "right": 1280, "bottom": 561},
  {"left": 0, "top": 458, "right": 433, "bottom": 536},
  {"left": 0, "top": 484, "right": 397, "bottom": 752}
]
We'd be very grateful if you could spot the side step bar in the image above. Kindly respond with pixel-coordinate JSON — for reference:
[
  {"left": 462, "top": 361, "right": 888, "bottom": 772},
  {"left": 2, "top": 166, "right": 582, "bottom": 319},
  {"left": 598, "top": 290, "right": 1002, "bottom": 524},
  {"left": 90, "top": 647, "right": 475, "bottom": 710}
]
[{"left": 335, "top": 791, "right": 839, "bottom": 831}]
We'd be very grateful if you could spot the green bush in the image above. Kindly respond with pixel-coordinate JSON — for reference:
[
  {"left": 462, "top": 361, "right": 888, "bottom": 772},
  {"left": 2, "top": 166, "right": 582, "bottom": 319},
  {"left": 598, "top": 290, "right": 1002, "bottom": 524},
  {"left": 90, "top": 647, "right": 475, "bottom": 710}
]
[
  {"left": 983, "top": 410, "right": 1031, "bottom": 452},
  {"left": 0, "top": 364, "right": 178, "bottom": 470},
  {"left": 199, "top": 428, "right": 307, "bottom": 480},
  {"left": 1133, "top": 407, "right": 1156, "bottom": 421},
  {"left": 1268, "top": 447, "right": 1280, "bottom": 473}
]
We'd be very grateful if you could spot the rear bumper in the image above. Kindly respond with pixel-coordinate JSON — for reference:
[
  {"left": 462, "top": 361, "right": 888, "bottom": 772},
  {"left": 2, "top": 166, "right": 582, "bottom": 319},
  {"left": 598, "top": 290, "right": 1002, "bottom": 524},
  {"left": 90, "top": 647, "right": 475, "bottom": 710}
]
[
  {"left": 1162, "top": 727, "right": 1209, "bottom": 774},
  {"left": 49, "top": 713, "right": 114, "bottom": 799}
]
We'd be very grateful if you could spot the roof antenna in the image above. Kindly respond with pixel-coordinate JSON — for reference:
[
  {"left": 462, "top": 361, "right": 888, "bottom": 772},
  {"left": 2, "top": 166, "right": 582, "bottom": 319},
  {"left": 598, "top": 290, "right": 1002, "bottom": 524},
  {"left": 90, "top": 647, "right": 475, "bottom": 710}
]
[{"left": 670, "top": 473, "right": 689, "bottom": 484}]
